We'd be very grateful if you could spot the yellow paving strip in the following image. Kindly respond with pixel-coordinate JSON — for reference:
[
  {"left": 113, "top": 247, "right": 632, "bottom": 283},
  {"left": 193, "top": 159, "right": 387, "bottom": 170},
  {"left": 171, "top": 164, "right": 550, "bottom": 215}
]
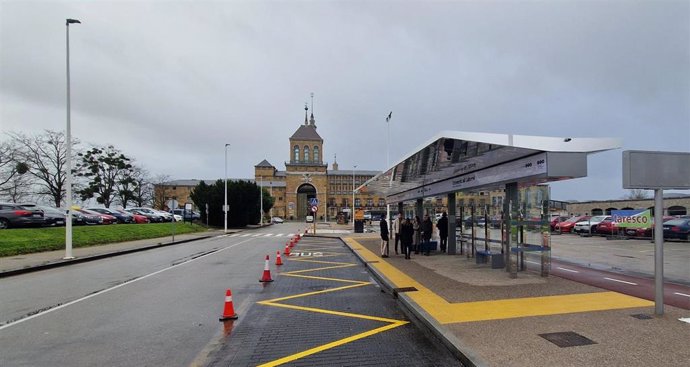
[
  {"left": 345, "top": 237, "right": 654, "bottom": 324},
  {"left": 256, "top": 246, "right": 409, "bottom": 366}
]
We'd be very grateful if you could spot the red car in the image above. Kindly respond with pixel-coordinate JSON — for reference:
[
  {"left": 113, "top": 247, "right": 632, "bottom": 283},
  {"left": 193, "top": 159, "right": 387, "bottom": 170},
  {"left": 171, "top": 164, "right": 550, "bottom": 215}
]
[
  {"left": 80, "top": 208, "right": 117, "bottom": 225},
  {"left": 554, "top": 215, "right": 590, "bottom": 233},
  {"left": 595, "top": 218, "right": 621, "bottom": 236},
  {"left": 116, "top": 209, "right": 149, "bottom": 224},
  {"left": 623, "top": 216, "right": 675, "bottom": 238},
  {"left": 550, "top": 216, "right": 570, "bottom": 231}
]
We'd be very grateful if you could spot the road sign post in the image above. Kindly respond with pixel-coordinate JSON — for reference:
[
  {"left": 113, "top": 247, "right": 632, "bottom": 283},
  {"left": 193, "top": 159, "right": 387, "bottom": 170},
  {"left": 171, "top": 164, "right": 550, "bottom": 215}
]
[{"left": 311, "top": 205, "right": 318, "bottom": 234}]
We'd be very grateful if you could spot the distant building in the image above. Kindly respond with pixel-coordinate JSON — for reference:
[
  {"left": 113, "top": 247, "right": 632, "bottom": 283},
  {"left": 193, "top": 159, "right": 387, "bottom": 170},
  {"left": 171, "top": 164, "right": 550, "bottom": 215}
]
[{"left": 155, "top": 106, "right": 383, "bottom": 220}]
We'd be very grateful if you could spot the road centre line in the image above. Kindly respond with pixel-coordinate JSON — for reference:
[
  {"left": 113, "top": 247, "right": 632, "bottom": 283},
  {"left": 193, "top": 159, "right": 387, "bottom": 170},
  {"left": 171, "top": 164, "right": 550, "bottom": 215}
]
[
  {"left": 525, "top": 260, "right": 540, "bottom": 265},
  {"left": 557, "top": 267, "right": 580, "bottom": 273},
  {"left": 674, "top": 292, "right": 690, "bottom": 298},
  {"left": 604, "top": 277, "right": 638, "bottom": 286},
  {"left": 0, "top": 238, "right": 255, "bottom": 331}
]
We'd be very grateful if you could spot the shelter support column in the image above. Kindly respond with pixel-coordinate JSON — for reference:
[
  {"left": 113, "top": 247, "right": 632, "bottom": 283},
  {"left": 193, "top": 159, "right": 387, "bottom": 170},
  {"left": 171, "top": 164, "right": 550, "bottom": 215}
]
[
  {"left": 504, "top": 182, "right": 519, "bottom": 278},
  {"left": 447, "top": 193, "right": 456, "bottom": 254},
  {"left": 416, "top": 199, "right": 423, "bottom": 219}
]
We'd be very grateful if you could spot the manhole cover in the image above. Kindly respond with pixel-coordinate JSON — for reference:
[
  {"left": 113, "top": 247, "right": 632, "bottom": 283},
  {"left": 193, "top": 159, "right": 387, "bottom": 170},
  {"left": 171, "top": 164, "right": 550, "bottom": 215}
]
[
  {"left": 539, "top": 332, "right": 597, "bottom": 348},
  {"left": 630, "top": 313, "right": 653, "bottom": 320}
]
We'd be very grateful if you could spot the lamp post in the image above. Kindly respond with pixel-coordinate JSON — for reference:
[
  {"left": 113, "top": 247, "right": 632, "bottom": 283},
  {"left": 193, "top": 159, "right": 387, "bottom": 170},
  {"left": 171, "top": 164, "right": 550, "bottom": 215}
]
[
  {"left": 352, "top": 165, "right": 357, "bottom": 232},
  {"left": 259, "top": 176, "right": 264, "bottom": 226},
  {"left": 385, "top": 112, "right": 392, "bottom": 227},
  {"left": 224, "top": 143, "right": 230, "bottom": 234},
  {"left": 64, "top": 18, "right": 81, "bottom": 259}
]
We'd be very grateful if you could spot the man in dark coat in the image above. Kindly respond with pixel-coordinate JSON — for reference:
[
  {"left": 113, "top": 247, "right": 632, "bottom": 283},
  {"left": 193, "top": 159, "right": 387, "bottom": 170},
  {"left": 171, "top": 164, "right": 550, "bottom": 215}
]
[
  {"left": 437, "top": 212, "right": 448, "bottom": 253},
  {"left": 400, "top": 218, "right": 414, "bottom": 259}
]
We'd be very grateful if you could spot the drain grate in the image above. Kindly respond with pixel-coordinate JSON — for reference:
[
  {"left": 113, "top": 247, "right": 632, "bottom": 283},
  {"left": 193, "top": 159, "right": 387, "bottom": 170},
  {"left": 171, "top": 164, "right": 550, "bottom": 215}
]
[
  {"left": 630, "top": 313, "right": 654, "bottom": 320},
  {"left": 539, "top": 332, "right": 597, "bottom": 348}
]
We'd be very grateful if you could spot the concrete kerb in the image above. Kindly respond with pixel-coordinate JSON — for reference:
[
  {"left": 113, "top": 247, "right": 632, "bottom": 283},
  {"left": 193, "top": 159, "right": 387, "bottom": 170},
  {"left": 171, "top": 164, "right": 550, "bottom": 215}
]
[
  {"left": 337, "top": 236, "right": 486, "bottom": 367},
  {"left": 0, "top": 233, "right": 219, "bottom": 279}
]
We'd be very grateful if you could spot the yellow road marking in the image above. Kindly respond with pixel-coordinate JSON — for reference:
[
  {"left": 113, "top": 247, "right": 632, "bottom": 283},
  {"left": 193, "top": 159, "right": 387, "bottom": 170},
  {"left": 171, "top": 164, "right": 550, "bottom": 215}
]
[
  {"left": 257, "top": 321, "right": 408, "bottom": 367},
  {"left": 256, "top": 241, "right": 408, "bottom": 366},
  {"left": 345, "top": 238, "right": 655, "bottom": 324}
]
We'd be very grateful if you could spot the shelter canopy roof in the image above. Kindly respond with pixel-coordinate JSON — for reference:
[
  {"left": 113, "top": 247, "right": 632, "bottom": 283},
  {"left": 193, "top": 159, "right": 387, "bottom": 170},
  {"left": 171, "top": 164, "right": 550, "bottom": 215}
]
[{"left": 361, "top": 131, "right": 620, "bottom": 202}]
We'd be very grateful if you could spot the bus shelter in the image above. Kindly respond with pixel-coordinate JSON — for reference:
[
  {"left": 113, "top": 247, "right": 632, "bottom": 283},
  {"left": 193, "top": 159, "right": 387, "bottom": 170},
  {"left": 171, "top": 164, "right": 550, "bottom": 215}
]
[{"left": 360, "top": 131, "right": 620, "bottom": 278}]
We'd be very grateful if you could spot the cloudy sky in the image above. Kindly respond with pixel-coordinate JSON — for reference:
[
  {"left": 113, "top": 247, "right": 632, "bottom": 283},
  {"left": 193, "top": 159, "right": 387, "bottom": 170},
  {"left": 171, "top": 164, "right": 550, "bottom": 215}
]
[{"left": 1, "top": 0, "right": 689, "bottom": 202}]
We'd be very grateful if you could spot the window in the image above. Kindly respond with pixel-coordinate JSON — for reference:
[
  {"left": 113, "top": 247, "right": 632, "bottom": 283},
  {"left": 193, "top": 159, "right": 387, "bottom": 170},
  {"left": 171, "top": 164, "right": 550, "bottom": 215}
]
[
  {"left": 378, "top": 198, "right": 385, "bottom": 207},
  {"left": 367, "top": 198, "right": 373, "bottom": 207},
  {"left": 304, "top": 146, "right": 310, "bottom": 162},
  {"left": 313, "top": 146, "right": 319, "bottom": 162},
  {"left": 355, "top": 198, "right": 361, "bottom": 207},
  {"left": 293, "top": 145, "right": 299, "bottom": 161}
]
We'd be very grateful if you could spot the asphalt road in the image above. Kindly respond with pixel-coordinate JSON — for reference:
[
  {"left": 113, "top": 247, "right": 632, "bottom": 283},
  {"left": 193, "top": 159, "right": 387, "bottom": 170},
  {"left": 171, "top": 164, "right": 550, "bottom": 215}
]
[{"left": 0, "top": 224, "right": 461, "bottom": 367}]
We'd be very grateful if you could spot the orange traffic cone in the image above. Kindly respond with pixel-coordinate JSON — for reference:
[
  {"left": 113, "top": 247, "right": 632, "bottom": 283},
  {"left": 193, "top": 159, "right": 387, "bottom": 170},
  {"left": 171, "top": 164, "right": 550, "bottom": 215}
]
[
  {"left": 288, "top": 239, "right": 294, "bottom": 248},
  {"left": 284, "top": 244, "right": 291, "bottom": 256},
  {"left": 219, "top": 289, "right": 238, "bottom": 320},
  {"left": 276, "top": 250, "right": 283, "bottom": 266},
  {"left": 259, "top": 255, "right": 273, "bottom": 282}
]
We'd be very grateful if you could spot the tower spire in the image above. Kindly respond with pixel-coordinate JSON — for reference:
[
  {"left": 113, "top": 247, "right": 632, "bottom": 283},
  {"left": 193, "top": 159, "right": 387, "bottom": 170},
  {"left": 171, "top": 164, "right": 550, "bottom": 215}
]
[{"left": 309, "top": 93, "right": 316, "bottom": 128}]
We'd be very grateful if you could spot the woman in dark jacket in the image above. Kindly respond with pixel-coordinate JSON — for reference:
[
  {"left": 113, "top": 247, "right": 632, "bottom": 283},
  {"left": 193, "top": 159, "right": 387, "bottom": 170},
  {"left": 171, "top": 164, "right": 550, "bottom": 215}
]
[
  {"left": 380, "top": 217, "right": 389, "bottom": 257},
  {"left": 400, "top": 218, "right": 414, "bottom": 259},
  {"left": 422, "top": 214, "right": 433, "bottom": 255}
]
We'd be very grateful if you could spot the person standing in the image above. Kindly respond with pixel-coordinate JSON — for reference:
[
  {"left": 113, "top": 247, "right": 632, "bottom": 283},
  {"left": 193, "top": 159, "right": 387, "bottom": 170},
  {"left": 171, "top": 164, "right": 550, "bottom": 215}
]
[
  {"left": 379, "top": 217, "right": 389, "bottom": 258},
  {"left": 422, "top": 214, "right": 433, "bottom": 255},
  {"left": 401, "top": 217, "right": 414, "bottom": 259},
  {"left": 392, "top": 213, "right": 402, "bottom": 255},
  {"left": 438, "top": 212, "right": 448, "bottom": 253},
  {"left": 413, "top": 215, "right": 421, "bottom": 254}
]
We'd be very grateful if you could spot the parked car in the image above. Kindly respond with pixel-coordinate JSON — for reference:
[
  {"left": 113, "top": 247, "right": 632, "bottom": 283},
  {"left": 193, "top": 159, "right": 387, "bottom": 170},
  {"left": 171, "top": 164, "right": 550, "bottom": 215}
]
[
  {"left": 574, "top": 215, "right": 610, "bottom": 234},
  {"left": 74, "top": 208, "right": 104, "bottom": 225},
  {"left": 271, "top": 216, "right": 284, "bottom": 224},
  {"left": 151, "top": 209, "right": 175, "bottom": 222},
  {"left": 0, "top": 202, "right": 46, "bottom": 229},
  {"left": 126, "top": 208, "right": 165, "bottom": 222},
  {"left": 87, "top": 208, "right": 134, "bottom": 224},
  {"left": 662, "top": 218, "right": 690, "bottom": 240},
  {"left": 81, "top": 208, "right": 117, "bottom": 225},
  {"left": 20, "top": 204, "right": 66, "bottom": 227},
  {"left": 549, "top": 216, "right": 570, "bottom": 231},
  {"left": 595, "top": 218, "right": 621, "bottom": 236},
  {"left": 170, "top": 209, "right": 201, "bottom": 220},
  {"left": 622, "top": 216, "right": 674, "bottom": 238},
  {"left": 116, "top": 209, "right": 149, "bottom": 224},
  {"left": 554, "top": 215, "right": 590, "bottom": 233}
]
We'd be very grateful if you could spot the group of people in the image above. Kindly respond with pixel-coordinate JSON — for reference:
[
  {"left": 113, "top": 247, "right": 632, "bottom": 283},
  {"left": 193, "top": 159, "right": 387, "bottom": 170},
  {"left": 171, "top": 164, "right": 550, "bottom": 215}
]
[{"left": 379, "top": 212, "right": 449, "bottom": 259}]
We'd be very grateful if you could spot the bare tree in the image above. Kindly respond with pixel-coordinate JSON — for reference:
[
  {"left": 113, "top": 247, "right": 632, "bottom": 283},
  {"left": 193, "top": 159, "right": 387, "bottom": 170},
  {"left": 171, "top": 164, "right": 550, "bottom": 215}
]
[
  {"left": 625, "top": 189, "right": 649, "bottom": 200},
  {"left": 2, "top": 173, "right": 33, "bottom": 203},
  {"left": 152, "top": 174, "right": 172, "bottom": 209},
  {"left": 130, "top": 168, "right": 154, "bottom": 208},
  {"left": 0, "top": 139, "right": 20, "bottom": 192},
  {"left": 8, "top": 130, "right": 75, "bottom": 207}
]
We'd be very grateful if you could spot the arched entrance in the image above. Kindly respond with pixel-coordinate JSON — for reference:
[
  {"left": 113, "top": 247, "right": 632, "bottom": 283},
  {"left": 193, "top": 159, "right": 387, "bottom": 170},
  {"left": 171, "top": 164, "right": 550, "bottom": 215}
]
[{"left": 296, "top": 184, "right": 317, "bottom": 219}]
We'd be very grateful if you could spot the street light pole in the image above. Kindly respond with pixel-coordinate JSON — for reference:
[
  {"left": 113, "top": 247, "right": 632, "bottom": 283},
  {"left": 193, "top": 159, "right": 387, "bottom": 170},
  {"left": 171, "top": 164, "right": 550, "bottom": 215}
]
[
  {"left": 64, "top": 18, "right": 80, "bottom": 260},
  {"left": 224, "top": 143, "right": 230, "bottom": 234},
  {"left": 386, "top": 112, "right": 392, "bottom": 227},
  {"left": 352, "top": 165, "right": 357, "bottom": 232},
  {"left": 259, "top": 176, "right": 264, "bottom": 226}
]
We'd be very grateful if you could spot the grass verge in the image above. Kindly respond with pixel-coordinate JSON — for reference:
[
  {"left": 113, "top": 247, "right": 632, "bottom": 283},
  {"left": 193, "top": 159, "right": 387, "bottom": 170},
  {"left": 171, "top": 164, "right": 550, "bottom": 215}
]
[{"left": 0, "top": 223, "right": 208, "bottom": 257}]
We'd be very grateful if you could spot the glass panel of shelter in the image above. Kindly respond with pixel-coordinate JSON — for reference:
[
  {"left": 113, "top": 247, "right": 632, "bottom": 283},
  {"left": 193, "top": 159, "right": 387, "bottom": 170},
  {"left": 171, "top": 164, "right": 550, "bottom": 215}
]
[{"left": 454, "top": 185, "right": 551, "bottom": 277}]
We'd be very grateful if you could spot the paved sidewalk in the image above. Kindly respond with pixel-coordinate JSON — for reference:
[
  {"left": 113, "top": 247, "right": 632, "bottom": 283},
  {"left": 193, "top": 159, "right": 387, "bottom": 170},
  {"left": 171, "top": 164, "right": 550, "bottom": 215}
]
[
  {"left": 342, "top": 235, "right": 690, "bottom": 367},
  {"left": 0, "top": 229, "right": 228, "bottom": 277}
]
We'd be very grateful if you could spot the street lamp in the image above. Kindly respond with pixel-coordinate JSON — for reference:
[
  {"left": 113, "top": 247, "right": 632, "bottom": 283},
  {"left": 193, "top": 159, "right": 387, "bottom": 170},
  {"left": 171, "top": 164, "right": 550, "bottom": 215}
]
[
  {"left": 259, "top": 176, "right": 263, "bottom": 226},
  {"left": 64, "top": 18, "right": 81, "bottom": 260},
  {"left": 352, "top": 165, "right": 357, "bottom": 232},
  {"left": 224, "top": 143, "right": 230, "bottom": 234},
  {"left": 385, "top": 112, "right": 392, "bottom": 226}
]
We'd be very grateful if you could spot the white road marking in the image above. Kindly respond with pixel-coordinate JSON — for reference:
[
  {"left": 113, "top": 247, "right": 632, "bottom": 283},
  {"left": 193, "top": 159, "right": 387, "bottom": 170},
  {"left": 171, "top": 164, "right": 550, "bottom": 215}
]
[
  {"left": 679, "top": 318, "right": 690, "bottom": 324},
  {"left": 252, "top": 234, "right": 262, "bottom": 237},
  {"left": 674, "top": 292, "right": 690, "bottom": 298},
  {"left": 0, "top": 238, "right": 256, "bottom": 331},
  {"left": 264, "top": 233, "right": 274, "bottom": 237},
  {"left": 275, "top": 233, "right": 283, "bottom": 237},
  {"left": 557, "top": 267, "right": 579, "bottom": 273},
  {"left": 229, "top": 234, "right": 240, "bottom": 237},
  {"left": 604, "top": 277, "right": 638, "bottom": 286},
  {"left": 525, "top": 260, "right": 540, "bottom": 265},
  {"left": 241, "top": 234, "right": 251, "bottom": 237}
]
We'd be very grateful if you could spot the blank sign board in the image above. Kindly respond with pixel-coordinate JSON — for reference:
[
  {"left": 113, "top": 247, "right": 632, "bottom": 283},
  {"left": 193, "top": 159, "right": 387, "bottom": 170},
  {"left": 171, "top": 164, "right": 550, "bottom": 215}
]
[{"left": 623, "top": 151, "right": 690, "bottom": 189}]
